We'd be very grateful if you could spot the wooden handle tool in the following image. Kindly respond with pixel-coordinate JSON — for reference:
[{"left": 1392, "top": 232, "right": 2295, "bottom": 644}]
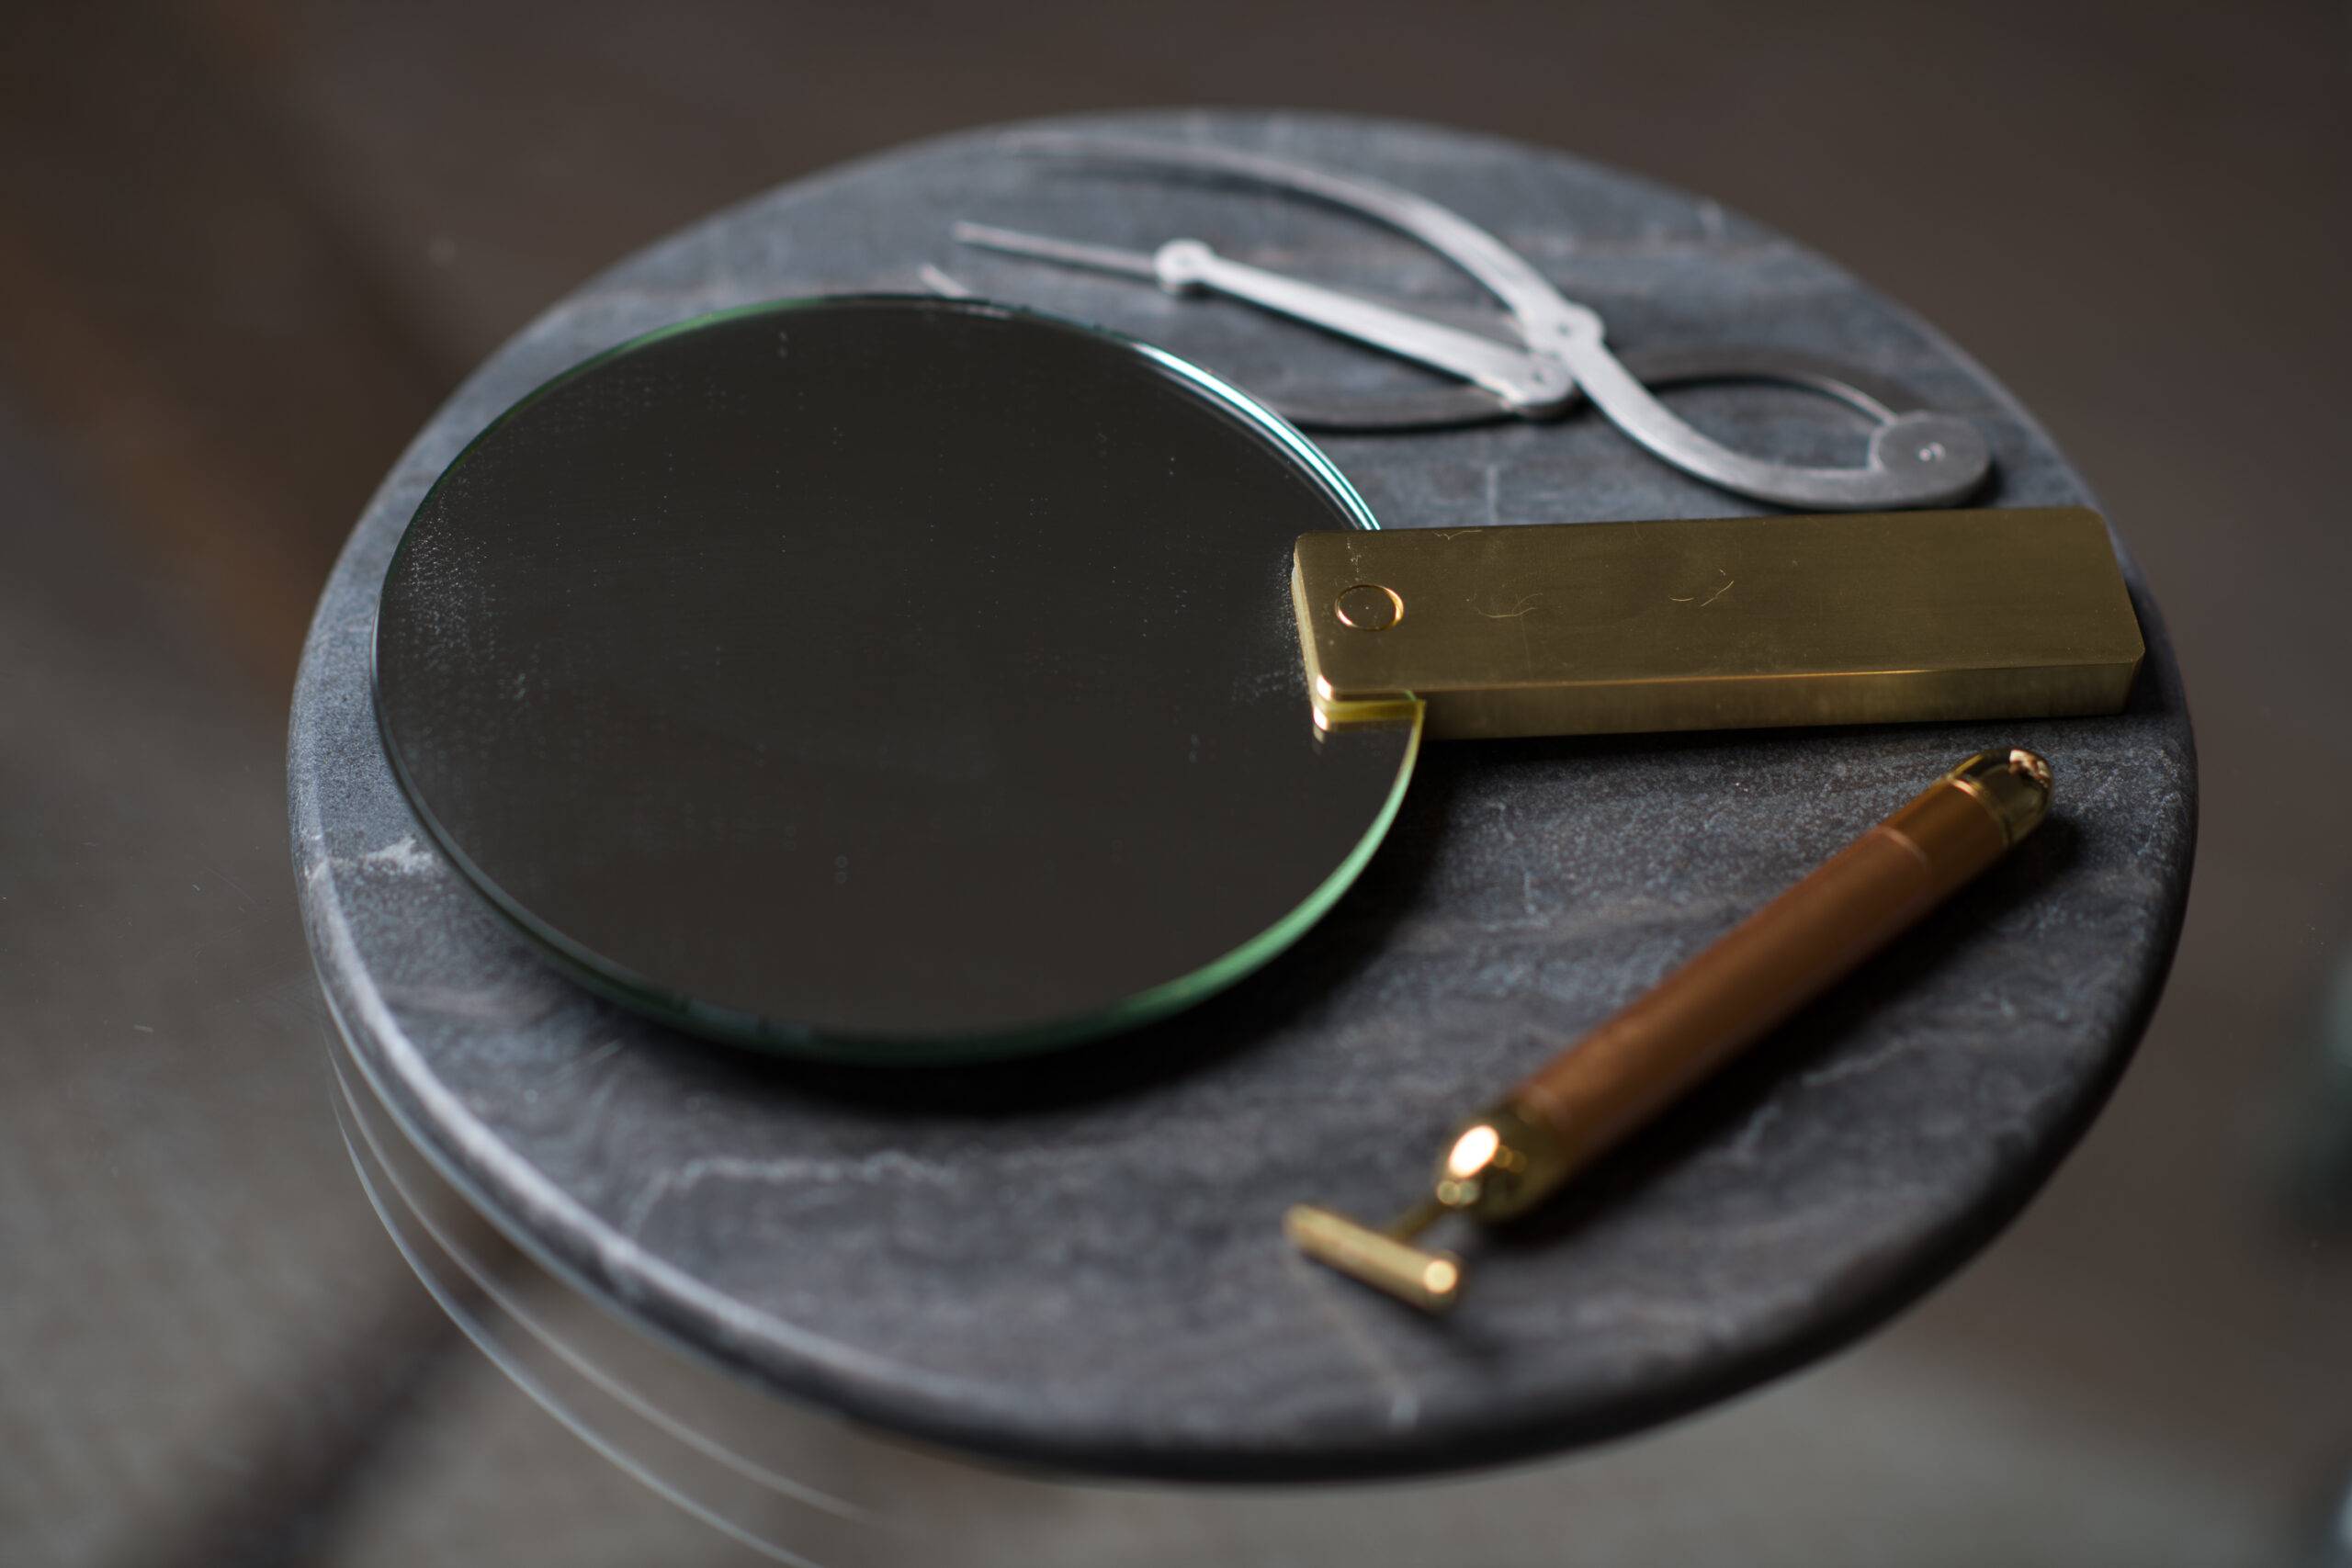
[{"left": 1285, "top": 747, "right": 2054, "bottom": 1312}]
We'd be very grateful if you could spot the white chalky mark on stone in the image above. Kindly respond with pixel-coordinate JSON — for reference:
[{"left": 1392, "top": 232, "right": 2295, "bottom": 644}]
[
  {"left": 624, "top": 1151, "right": 956, "bottom": 1237},
  {"left": 547, "top": 1038, "right": 624, "bottom": 1084},
  {"left": 362, "top": 836, "right": 439, "bottom": 874},
  {"left": 1727, "top": 1100, "right": 1781, "bottom": 1163},
  {"left": 1287, "top": 1252, "right": 1425, "bottom": 1430},
  {"left": 1803, "top": 1037, "right": 1916, "bottom": 1089}
]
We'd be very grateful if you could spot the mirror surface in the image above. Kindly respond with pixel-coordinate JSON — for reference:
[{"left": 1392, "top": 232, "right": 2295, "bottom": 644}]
[{"left": 374, "top": 298, "right": 1417, "bottom": 1057}]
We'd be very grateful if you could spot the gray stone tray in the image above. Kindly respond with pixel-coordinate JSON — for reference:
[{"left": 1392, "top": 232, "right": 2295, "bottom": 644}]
[{"left": 288, "top": 110, "right": 2196, "bottom": 1483}]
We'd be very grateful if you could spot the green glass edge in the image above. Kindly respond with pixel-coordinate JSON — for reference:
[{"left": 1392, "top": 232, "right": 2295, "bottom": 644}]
[{"left": 371, "top": 294, "right": 1424, "bottom": 1064}]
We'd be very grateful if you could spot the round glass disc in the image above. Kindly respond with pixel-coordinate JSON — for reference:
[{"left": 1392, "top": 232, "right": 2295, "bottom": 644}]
[{"left": 373, "top": 297, "right": 1418, "bottom": 1059}]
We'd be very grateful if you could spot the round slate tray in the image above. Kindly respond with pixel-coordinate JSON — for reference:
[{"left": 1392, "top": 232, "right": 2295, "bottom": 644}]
[{"left": 288, "top": 110, "right": 2196, "bottom": 1483}]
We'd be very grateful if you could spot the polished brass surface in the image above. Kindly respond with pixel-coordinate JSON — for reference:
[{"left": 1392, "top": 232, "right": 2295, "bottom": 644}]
[
  {"left": 1293, "top": 509, "right": 2143, "bottom": 739},
  {"left": 1333, "top": 581, "right": 1405, "bottom": 631},
  {"left": 1948, "top": 747, "right": 2057, "bottom": 846},
  {"left": 1283, "top": 1202, "right": 1464, "bottom": 1313},
  {"left": 1430, "top": 1102, "right": 1574, "bottom": 1224},
  {"left": 1289, "top": 750, "right": 2052, "bottom": 1310}
]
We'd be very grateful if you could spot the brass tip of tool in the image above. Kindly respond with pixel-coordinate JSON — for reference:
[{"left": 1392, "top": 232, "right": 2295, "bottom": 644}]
[
  {"left": 1284, "top": 1203, "right": 1464, "bottom": 1314},
  {"left": 1945, "top": 748, "right": 2054, "bottom": 846},
  {"left": 1434, "top": 1100, "right": 1574, "bottom": 1224}
]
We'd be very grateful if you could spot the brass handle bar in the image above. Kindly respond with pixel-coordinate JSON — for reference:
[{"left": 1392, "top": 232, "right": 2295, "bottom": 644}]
[
  {"left": 1291, "top": 509, "right": 2145, "bottom": 741},
  {"left": 1286, "top": 748, "right": 2054, "bottom": 1311}
]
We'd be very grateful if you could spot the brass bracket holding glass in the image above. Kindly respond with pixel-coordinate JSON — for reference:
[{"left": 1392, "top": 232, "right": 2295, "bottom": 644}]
[{"left": 1291, "top": 507, "right": 2142, "bottom": 739}]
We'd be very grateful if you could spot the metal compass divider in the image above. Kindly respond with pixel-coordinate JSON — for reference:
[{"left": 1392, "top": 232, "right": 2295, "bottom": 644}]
[{"left": 948, "top": 134, "right": 1991, "bottom": 512}]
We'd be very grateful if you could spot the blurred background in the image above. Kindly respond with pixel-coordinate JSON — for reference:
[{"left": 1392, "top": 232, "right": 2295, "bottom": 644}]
[{"left": 3, "top": 2, "right": 2347, "bottom": 1562}]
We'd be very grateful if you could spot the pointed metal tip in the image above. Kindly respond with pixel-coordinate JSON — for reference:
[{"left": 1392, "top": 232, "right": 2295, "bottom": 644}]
[{"left": 945, "top": 223, "right": 1162, "bottom": 283}]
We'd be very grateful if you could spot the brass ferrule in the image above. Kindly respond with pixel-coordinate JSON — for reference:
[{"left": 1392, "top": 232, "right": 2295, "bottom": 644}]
[
  {"left": 1433, "top": 1099, "right": 1574, "bottom": 1224},
  {"left": 1943, "top": 748, "right": 2054, "bottom": 847}
]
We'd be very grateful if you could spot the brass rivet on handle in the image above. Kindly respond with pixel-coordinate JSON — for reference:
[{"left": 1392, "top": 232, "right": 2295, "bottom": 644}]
[{"left": 1334, "top": 582, "right": 1404, "bottom": 631}]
